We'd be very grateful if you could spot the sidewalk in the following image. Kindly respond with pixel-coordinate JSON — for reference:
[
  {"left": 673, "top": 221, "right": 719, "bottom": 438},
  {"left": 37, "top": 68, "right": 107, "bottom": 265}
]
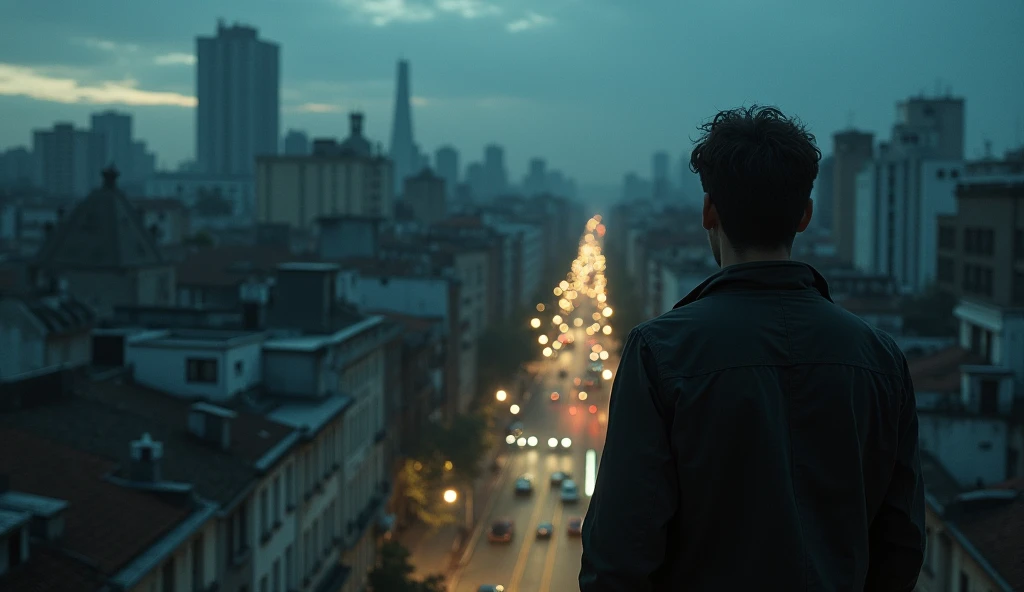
[{"left": 404, "top": 444, "right": 510, "bottom": 580}]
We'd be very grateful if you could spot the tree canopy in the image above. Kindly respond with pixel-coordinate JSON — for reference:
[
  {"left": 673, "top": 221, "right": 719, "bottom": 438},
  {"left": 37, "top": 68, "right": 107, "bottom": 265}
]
[
  {"left": 369, "top": 541, "right": 446, "bottom": 592},
  {"left": 477, "top": 320, "right": 536, "bottom": 403}
]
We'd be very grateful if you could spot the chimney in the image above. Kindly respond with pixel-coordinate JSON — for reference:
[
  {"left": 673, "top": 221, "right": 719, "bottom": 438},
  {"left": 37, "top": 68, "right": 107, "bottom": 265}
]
[
  {"left": 187, "top": 402, "right": 236, "bottom": 450},
  {"left": 350, "top": 112, "right": 364, "bottom": 137},
  {"left": 129, "top": 432, "right": 163, "bottom": 482}
]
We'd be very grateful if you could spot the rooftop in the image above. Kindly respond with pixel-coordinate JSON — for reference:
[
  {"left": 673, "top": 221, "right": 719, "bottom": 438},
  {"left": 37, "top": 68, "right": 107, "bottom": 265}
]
[
  {"left": 3, "top": 293, "right": 96, "bottom": 336},
  {"left": 908, "top": 346, "right": 987, "bottom": 393},
  {"left": 263, "top": 315, "right": 384, "bottom": 353},
  {"left": 949, "top": 480, "right": 1024, "bottom": 591},
  {"left": 128, "top": 328, "right": 265, "bottom": 350},
  {"left": 0, "top": 377, "right": 296, "bottom": 507},
  {"left": 267, "top": 394, "right": 353, "bottom": 434},
  {"left": 176, "top": 244, "right": 299, "bottom": 287},
  {"left": 0, "top": 427, "right": 199, "bottom": 592},
  {"left": 35, "top": 168, "right": 165, "bottom": 271}
]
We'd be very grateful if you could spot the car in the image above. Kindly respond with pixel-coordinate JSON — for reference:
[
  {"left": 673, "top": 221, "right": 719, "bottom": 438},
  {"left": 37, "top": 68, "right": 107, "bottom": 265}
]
[
  {"left": 506, "top": 421, "right": 524, "bottom": 437},
  {"left": 488, "top": 519, "right": 514, "bottom": 543},
  {"left": 514, "top": 475, "right": 533, "bottom": 495},
  {"left": 478, "top": 586, "right": 505, "bottom": 592},
  {"left": 567, "top": 516, "right": 583, "bottom": 536},
  {"left": 561, "top": 479, "right": 580, "bottom": 503},
  {"left": 550, "top": 471, "right": 571, "bottom": 485},
  {"left": 536, "top": 521, "right": 553, "bottom": 539},
  {"left": 549, "top": 391, "right": 560, "bottom": 402}
]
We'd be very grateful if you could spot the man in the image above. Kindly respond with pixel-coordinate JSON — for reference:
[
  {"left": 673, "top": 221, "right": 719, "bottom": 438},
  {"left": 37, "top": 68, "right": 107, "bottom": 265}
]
[{"left": 580, "top": 106, "right": 925, "bottom": 591}]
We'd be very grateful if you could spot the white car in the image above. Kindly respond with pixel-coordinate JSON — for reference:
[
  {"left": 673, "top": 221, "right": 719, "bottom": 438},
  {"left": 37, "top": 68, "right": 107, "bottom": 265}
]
[{"left": 560, "top": 479, "right": 580, "bottom": 503}]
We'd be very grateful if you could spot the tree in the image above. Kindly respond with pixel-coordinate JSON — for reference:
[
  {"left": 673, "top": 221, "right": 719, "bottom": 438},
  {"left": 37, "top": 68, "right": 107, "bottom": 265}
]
[
  {"left": 395, "top": 458, "right": 456, "bottom": 528},
  {"left": 477, "top": 320, "right": 536, "bottom": 403},
  {"left": 424, "top": 413, "right": 491, "bottom": 486},
  {"left": 369, "top": 541, "right": 446, "bottom": 592}
]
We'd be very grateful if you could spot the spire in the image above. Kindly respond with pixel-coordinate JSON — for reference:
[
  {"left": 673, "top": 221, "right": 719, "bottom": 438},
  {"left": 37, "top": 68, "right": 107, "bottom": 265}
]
[{"left": 389, "top": 59, "right": 416, "bottom": 195}]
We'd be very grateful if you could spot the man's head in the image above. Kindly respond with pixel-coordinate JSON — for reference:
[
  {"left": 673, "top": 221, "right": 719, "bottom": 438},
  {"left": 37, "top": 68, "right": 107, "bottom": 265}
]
[{"left": 689, "top": 105, "right": 821, "bottom": 267}]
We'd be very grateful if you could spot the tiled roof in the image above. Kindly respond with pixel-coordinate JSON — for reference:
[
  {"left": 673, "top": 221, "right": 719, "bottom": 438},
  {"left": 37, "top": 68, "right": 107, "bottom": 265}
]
[
  {"left": 953, "top": 480, "right": 1024, "bottom": 590},
  {"left": 177, "top": 245, "right": 297, "bottom": 287},
  {"left": 0, "top": 378, "right": 296, "bottom": 506},
  {"left": 0, "top": 428, "right": 194, "bottom": 591},
  {"left": 908, "top": 346, "right": 986, "bottom": 392},
  {"left": 35, "top": 172, "right": 165, "bottom": 270},
  {"left": 17, "top": 294, "right": 96, "bottom": 335}
]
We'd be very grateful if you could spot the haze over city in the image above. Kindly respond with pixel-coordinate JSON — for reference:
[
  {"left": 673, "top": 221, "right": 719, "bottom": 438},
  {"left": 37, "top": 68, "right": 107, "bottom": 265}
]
[{"left": 1, "top": 0, "right": 1022, "bottom": 186}]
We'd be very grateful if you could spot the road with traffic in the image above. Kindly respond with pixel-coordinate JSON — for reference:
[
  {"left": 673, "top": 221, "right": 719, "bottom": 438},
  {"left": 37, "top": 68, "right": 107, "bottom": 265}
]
[{"left": 450, "top": 216, "right": 617, "bottom": 592}]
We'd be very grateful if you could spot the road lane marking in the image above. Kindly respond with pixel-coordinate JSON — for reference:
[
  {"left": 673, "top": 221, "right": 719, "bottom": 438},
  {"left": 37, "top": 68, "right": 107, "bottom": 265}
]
[
  {"left": 508, "top": 481, "right": 550, "bottom": 589},
  {"left": 538, "top": 498, "right": 564, "bottom": 592}
]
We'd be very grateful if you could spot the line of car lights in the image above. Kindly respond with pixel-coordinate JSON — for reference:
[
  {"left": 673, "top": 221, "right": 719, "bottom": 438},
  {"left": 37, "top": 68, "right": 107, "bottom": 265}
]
[{"left": 504, "top": 434, "right": 573, "bottom": 449}]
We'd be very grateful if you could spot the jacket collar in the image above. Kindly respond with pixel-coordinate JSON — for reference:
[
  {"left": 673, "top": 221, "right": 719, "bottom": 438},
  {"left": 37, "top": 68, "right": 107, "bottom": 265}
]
[{"left": 673, "top": 260, "right": 833, "bottom": 309}]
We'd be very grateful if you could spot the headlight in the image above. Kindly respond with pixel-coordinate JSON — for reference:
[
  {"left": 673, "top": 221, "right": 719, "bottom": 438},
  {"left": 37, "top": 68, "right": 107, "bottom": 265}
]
[
  {"left": 517, "top": 437, "right": 527, "bottom": 447},
  {"left": 547, "top": 437, "right": 558, "bottom": 448},
  {"left": 505, "top": 435, "right": 516, "bottom": 445},
  {"left": 527, "top": 436, "right": 538, "bottom": 447},
  {"left": 561, "top": 438, "right": 572, "bottom": 448}
]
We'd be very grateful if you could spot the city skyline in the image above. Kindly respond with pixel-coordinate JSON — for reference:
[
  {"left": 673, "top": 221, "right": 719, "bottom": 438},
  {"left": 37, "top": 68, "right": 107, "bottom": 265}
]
[{"left": 0, "top": 0, "right": 1023, "bottom": 185}]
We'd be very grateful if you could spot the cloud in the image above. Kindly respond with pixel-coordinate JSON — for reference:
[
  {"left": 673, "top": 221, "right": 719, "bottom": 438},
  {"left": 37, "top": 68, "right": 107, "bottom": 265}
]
[
  {"left": 154, "top": 52, "right": 196, "bottom": 66},
  {"left": 294, "top": 102, "right": 344, "bottom": 113},
  {"left": 0, "top": 63, "right": 195, "bottom": 107},
  {"left": 73, "top": 37, "right": 140, "bottom": 53},
  {"left": 506, "top": 12, "right": 554, "bottom": 33},
  {"left": 339, "top": 0, "right": 500, "bottom": 26}
]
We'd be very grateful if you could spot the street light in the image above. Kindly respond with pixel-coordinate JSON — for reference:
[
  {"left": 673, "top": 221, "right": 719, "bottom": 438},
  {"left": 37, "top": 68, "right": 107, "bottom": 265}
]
[
  {"left": 443, "top": 489, "right": 458, "bottom": 504},
  {"left": 510, "top": 404, "right": 521, "bottom": 415},
  {"left": 496, "top": 390, "right": 507, "bottom": 402},
  {"left": 530, "top": 318, "right": 541, "bottom": 329}
]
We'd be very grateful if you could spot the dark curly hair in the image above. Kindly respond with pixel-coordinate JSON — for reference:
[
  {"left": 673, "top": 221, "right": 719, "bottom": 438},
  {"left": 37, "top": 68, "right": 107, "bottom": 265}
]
[{"left": 689, "top": 105, "right": 822, "bottom": 252}]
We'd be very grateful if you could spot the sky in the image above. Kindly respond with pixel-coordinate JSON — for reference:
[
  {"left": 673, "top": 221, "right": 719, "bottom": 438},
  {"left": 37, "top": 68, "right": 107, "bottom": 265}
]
[{"left": 0, "top": 0, "right": 1022, "bottom": 187}]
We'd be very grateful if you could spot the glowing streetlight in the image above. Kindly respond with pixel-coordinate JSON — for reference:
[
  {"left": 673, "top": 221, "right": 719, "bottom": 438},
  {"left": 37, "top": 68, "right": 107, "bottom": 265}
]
[
  {"left": 602, "top": 325, "right": 613, "bottom": 335},
  {"left": 536, "top": 303, "right": 545, "bottom": 312},
  {"left": 578, "top": 391, "right": 588, "bottom": 401},
  {"left": 599, "top": 350, "right": 609, "bottom": 360},
  {"left": 602, "top": 369, "right": 613, "bottom": 380},
  {"left": 444, "top": 460, "right": 453, "bottom": 471},
  {"left": 443, "top": 489, "right": 458, "bottom": 504},
  {"left": 542, "top": 347, "right": 553, "bottom": 357},
  {"left": 496, "top": 390, "right": 507, "bottom": 402},
  {"left": 510, "top": 404, "right": 521, "bottom": 415},
  {"left": 603, "top": 306, "right": 613, "bottom": 317},
  {"left": 530, "top": 318, "right": 541, "bottom": 329},
  {"left": 573, "top": 318, "right": 584, "bottom": 327},
  {"left": 538, "top": 335, "right": 549, "bottom": 345},
  {"left": 552, "top": 315, "right": 563, "bottom": 325}
]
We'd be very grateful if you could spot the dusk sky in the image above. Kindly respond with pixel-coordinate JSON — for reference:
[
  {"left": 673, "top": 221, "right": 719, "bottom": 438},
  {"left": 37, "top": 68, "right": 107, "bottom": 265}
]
[{"left": 0, "top": 0, "right": 1022, "bottom": 187}]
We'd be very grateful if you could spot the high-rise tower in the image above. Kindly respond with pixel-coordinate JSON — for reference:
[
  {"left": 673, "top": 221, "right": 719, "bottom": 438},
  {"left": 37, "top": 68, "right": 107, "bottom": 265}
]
[
  {"left": 196, "top": 20, "right": 280, "bottom": 175},
  {"left": 389, "top": 59, "right": 416, "bottom": 196}
]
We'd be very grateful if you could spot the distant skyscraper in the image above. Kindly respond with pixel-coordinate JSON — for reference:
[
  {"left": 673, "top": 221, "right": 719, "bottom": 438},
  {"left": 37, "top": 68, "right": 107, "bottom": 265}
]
[
  {"left": 283, "top": 130, "right": 310, "bottom": 155},
  {"left": 482, "top": 144, "right": 508, "bottom": 198},
  {"left": 33, "top": 123, "right": 105, "bottom": 197},
  {"left": 815, "top": 156, "right": 834, "bottom": 232},
  {"left": 389, "top": 59, "right": 417, "bottom": 195},
  {"left": 435, "top": 145, "right": 459, "bottom": 200},
  {"left": 832, "top": 130, "right": 875, "bottom": 263},
  {"left": 652, "top": 151, "right": 670, "bottom": 200},
  {"left": 523, "top": 157, "right": 547, "bottom": 196},
  {"left": 91, "top": 111, "right": 133, "bottom": 176},
  {"left": 196, "top": 20, "right": 280, "bottom": 176}
]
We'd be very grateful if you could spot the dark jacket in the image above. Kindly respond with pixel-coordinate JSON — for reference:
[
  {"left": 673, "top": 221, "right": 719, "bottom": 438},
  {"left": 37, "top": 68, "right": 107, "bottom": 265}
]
[{"left": 580, "top": 261, "right": 926, "bottom": 592}]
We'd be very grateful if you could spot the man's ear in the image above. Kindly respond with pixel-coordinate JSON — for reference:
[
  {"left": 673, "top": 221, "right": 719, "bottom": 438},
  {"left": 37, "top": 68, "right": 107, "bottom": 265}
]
[{"left": 701, "top": 193, "right": 717, "bottom": 231}]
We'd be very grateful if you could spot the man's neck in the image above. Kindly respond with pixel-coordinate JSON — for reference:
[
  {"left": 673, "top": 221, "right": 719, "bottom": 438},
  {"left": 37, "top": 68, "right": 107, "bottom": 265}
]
[{"left": 720, "top": 249, "right": 791, "bottom": 268}]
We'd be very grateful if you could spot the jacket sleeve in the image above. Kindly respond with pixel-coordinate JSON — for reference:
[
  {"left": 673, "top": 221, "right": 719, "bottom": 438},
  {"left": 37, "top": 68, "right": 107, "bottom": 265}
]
[
  {"left": 864, "top": 355, "right": 926, "bottom": 592},
  {"left": 580, "top": 326, "right": 677, "bottom": 592}
]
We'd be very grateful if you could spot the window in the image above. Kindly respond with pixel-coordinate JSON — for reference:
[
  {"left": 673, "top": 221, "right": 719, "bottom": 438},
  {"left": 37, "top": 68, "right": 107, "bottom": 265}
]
[
  {"left": 192, "top": 535, "right": 204, "bottom": 590},
  {"left": 937, "top": 256, "right": 955, "bottom": 283},
  {"left": 938, "top": 225, "right": 956, "bottom": 249},
  {"left": 285, "top": 546, "right": 294, "bottom": 589},
  {"left": 186, "top": 357, "right": 218, "bottom": 384},
  {"left": 273, "top": 559, "right": 281, "bottom": 592},
  {"left": 260, "top": 488, "right": 270, "bottom": 536},
  {"left": 286, "top": 464, "right": 295, "bottom": 508},
  {"left": 979, "top": 380, "right": 999, "bottom": 414},
  {"left": 273, "top": 476, "right": 281, "bottom": 523},
  {"left": 161, "top": 559, "right": 175, "bottom": 592}
]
